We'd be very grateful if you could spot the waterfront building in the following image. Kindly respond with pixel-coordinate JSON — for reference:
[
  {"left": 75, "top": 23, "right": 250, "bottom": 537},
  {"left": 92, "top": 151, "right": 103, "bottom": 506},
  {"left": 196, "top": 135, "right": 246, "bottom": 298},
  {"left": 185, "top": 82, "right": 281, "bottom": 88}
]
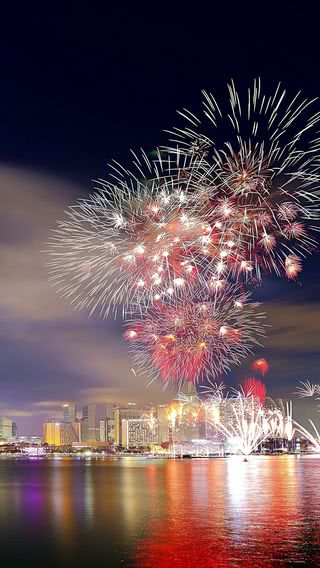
[
  {"left": 178, "top": 419, "right": 200, "bottom": 443},
  {"left": 180, "top": 381, "right": 198, "bottom": 400},
  {"left": 12, "top": 422, "right": 17, "bottom": 438},
  {"left": 99, "top": 419, "right": 106, "bottom": 442},
  {"left": 107, "top": 418, "right": 115, "bottom": 442},
  {"left": 82, "top": 404, "right": 97, "bottom": 442},
  {"left": 62, "top": 403, "right": 76, "bottom": 423},
  {"left": 121, "top": 418, "right": 159, "bottom": 449},
  {"left": 105, "top": 403, "right": 114, "bottom": 419},
  {"left": 157, "top": 405, "right": 170, "bottom": 444},
  {"left": 0, "top": 417, "right": 13, "bottom": 440},
  {"left": 80, "top": 418, "right": 89, "bottom": 443},
  {"left": 16, "top": 436, "right": 42, "bottom": 445},
  {"left": 43, "top": 421, "right": 61, "bottom": 445},
  {"left": 99, "top": 418, "right": 115, "bottom": 443},
  {"left": 203, "top": 398, "right": 242, "bottom": 442},
  {"left": 113, "top": 403, "right": 143, "bottom": 446},
  {"left": 43, "top": 420, "right": 81, "bottom": 446}
]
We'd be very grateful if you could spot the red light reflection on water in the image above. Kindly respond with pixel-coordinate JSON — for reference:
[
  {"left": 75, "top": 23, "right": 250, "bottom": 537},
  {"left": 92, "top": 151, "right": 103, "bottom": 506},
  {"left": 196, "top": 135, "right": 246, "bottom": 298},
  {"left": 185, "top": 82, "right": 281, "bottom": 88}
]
[{"left": 134, "top": 456, "right": 320, "bottom": 568}]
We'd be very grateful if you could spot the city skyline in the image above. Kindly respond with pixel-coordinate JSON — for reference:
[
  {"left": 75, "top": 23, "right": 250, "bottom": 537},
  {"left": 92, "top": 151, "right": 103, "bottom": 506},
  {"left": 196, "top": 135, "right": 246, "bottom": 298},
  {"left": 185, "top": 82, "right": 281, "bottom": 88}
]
[
  {"left": 1, "top": 383, "right": 316, "bottom": 457},
  {"left": 1, "top": 384, "right": 320, "bottom": 438}
]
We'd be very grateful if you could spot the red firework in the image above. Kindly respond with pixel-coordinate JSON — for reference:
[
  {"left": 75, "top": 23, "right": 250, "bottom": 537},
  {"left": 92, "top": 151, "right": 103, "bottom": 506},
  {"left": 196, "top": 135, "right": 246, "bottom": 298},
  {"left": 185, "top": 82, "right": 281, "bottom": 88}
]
[
  {"left": 242, "top": 377, "right": 266, "bottom": 405},
  {"left": 251, "top": 358, "right": 269, "bottom": 376},
  {"left": 124, "top": 285, "right": 266, "bottom": 387}
]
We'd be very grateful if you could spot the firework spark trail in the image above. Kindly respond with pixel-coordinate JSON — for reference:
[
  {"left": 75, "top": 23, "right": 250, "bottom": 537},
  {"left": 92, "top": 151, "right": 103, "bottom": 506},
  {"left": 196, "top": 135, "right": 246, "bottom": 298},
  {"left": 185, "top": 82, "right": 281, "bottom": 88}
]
[
  {"left": 294, "top": 420, "right": 320, "bottom": 452},
  {"left": 175, "top": 392, "right": 202, "bottom": 428},
  {"left": 166, "top": 78, "right": 320, "bottom": 283},
  {"left": 264, "top": 399, "right": 295, "bottom": 441},
  {"left": 283, "top": 402, "right": 295, "bottom": 442},
  {"left": 199, "top": 379, "right": 227, "bottom": 401},
  {"left": 202, "top": 387, "right": 273, "bottom": 456},
  {"left": 293, "top": 382, "right": 320, "bottom": 452},
  {"left": 242, "top": 377, "right": 267, "bottom": 405},
  {"left": 295, "top": 380, "right": 320, "bottom": 398},
  {"left": 124, "top": 285, "right": 266, "bottom": 387}
]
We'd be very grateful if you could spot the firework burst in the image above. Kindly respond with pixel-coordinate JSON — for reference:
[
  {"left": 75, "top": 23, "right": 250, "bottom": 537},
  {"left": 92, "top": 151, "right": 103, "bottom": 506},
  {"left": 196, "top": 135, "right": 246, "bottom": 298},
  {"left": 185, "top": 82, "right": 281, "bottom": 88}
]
[
  {"left": 47, "top": 151, "right": 219, "bottom": 317},
  {"left": 124, "top": 285, "right": 266, "bottom": 388},
  {"left": 202, "top": 386, "right": 272, "bottom": 456},
  {"left": 251, "top": 357, "right": 269, "bottom": 376},
  {"left": 167, "top": 78, "right": 320, "bottom": 282}
]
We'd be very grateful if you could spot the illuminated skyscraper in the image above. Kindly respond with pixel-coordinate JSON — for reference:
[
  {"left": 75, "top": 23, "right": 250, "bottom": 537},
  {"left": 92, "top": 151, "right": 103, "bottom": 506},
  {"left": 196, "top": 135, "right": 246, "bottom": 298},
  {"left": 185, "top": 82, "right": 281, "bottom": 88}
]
[
  {"left": 62, "top": 403, "right": 76, "bottom": 423},
  {"left": 12, "top": 422, "right": 17, "bottom": 438},
  {"left": 0, "top": 417, "right": 13, "bottom": 439},
  {"left": 43, "top": 420, "right": 81, "bottom": 446},
  {"left": 105, "top": 403, "right": 114, "bottom": 420},
  {"left": 99, "top": 419, "right": 106, "bottom": 442},
  {"left": 113, "top": 403, "right": 143, "bottom": 446},
  {"left": 99, "top": 418, "right": 115, "bottom": 442},
  {"left": 180, "top": 381, "right": 198, "bottom": 400},
  {"left": 82, "top": 404, "right": 97, "bottom": 442},
  {"left": 157, "top": 405, "right": 170, "bottom": 444},
  {"left": 43, "top": 421, "right": 61, "bottom": 445},
  {"left": 178, "top": 418, "right": 200, "bottom": 442},
  {"left": 121, "top": 418, "right": 159, "bottom": 449}
]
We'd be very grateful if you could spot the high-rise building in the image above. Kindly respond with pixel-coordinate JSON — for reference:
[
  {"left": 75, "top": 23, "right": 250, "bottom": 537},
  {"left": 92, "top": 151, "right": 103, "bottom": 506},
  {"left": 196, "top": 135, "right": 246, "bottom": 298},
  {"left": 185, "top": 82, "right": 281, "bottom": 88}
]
[
  {"left": 12, "top": 422, "right": 17, "bottom": 438},
  {"left": 203, "top": 400, "right": 222, "bottom": 441},
  {"left": 62, "top": 403, "right": 76, "bottom": 423},
  {"left": 0, "top": 417, "right": 13, "bottom": 439},
  {"left": 43, "top": 420, "right": 80, "bottom": 446},
  {"left": 105, "top": 403, "right": 114, "bottom": 420},
  {"left": 180, "top": 382, "right": 198, "bottom": 399},
  {"left": 113, "top": 404, "right": 143, "bottom": 446},
  {"left": 80, "top": 419, "right": 89, "bottom": 443},
  {"left": 61, "top": 422, "right": 80, "bottom": 445},
  {"left": 157, "top": 405, "right": 170, "bottom": 444},
  {"left": 178, "top": 419, "right": 200, "bottom": 442},
  {"left": 82, "top": 404, "right": 97, "bottom": 442},
  {"left": 121, "top": 418, "right": 159, "bottom": 449},
  {"left": 107, "top": 418, "right": 115, "bottom": 442},
  {"left": 99, "top": 418, "right": 115, "bottom": 442},
  {"left": 99, "top": 419, "right": 106, "bottom": 442},
  {"left": 43, "top": 421, "right": 61, "bottom": 445}
]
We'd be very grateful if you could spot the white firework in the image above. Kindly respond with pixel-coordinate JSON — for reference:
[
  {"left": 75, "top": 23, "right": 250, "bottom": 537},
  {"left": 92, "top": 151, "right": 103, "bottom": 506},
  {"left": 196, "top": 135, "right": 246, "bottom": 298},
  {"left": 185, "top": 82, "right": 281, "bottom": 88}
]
[
  {"left": 294, "top": 420, "right": 320, "bottom": 453},
  {"left": 166, "top": 78, "right": 320, "bottom": 282},
  {"left": 265, "top": 399, "right": 295, "bottom": 441},
  {"left": 47, "top": 150, "right": 218, "bottom": 318},
  {"left": 203, "top": 388, "right": 273, "bottom": 456},
  {"left": 295, "top": 380, "right": 320, "bottom": 398}
]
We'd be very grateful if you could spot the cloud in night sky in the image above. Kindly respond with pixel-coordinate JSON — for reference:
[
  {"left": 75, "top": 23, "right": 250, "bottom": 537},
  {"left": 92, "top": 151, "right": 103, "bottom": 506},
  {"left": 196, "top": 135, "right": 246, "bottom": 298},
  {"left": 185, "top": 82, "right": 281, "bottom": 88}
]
[
  {"left": 0, "top": 164, "right": 320, "bottom": 434},
  {"left": 0, "top": 165, "right": 171, "bottom": 433}
]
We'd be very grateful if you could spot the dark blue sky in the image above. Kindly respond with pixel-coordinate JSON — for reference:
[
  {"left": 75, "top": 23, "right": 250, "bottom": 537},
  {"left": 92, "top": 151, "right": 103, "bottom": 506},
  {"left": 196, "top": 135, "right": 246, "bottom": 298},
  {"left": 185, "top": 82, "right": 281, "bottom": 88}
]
[{"left": 0, "top": 5, "right": 320, "bottom": 433}]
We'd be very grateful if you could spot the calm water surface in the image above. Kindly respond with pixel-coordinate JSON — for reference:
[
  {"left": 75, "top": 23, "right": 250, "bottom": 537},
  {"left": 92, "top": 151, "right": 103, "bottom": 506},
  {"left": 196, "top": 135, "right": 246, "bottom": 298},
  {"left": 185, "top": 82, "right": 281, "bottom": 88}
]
[{"left": 0, "top": 455, "right": 319, "bottom": 567}]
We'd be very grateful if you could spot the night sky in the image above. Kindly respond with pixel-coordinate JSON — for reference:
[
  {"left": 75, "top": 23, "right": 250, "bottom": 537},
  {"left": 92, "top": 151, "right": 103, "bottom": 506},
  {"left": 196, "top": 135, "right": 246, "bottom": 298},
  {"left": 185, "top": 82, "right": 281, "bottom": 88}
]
[{"left": 1, "top": 6, "right": 320, "bottom": 434}]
